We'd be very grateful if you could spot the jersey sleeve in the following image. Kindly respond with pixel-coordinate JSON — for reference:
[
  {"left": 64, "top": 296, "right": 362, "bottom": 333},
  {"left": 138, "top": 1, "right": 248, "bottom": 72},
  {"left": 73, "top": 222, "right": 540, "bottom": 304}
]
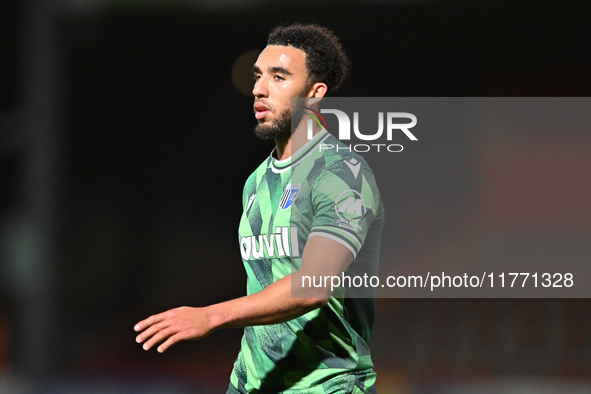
[{"left": 309, "top": 158, "right": 381, "bottom": 258}]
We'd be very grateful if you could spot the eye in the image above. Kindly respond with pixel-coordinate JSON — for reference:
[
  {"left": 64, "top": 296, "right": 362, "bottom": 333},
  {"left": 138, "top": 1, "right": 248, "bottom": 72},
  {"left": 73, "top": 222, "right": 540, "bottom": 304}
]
[
  {"left": 253, "top": 74, "right": 261, "bottom": 81},
  {"left": 274, "top": 75, "right": 285, "bottom": 82}
]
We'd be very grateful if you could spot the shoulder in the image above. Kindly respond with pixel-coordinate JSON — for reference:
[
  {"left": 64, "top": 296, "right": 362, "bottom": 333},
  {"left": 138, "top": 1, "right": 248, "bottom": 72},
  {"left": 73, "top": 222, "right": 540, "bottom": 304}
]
[
  {"left": 245, "top": 155, "right": 272, "bottom": 184},
  {"left": 309, "top": 137, "right": 382, "bottom": 211},
  {"left": 318, "top": 145, "right": 378, "bottom": 190},
  {"left": 242, "top": 155, "right": 272, "bottom": 201}
]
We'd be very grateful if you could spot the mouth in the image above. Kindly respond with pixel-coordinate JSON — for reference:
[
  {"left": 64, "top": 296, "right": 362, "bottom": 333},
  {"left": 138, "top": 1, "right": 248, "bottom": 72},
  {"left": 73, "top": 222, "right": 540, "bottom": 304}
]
[{"left": 254, "top": 102, "right": 271, "bottom": 120}]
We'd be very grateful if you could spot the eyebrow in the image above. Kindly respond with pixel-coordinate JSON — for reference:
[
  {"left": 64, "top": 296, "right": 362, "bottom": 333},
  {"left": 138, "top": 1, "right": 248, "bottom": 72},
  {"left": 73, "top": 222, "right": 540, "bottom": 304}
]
[{"left": 252, "top": 65, "right": 293, "bottom": 76}]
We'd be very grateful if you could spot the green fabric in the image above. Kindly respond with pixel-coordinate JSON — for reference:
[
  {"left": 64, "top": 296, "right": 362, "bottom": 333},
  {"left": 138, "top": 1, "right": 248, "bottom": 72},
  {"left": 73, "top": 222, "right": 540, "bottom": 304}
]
[{"left": 229, "top": 130, "right": 384, "bottom": 393}]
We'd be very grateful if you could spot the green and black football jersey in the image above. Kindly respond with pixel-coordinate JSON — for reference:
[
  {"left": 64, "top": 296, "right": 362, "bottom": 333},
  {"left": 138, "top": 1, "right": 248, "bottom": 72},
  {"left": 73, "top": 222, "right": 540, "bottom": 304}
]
[{"left": 228, "top": 129, "right": 384, "bottom": 393}]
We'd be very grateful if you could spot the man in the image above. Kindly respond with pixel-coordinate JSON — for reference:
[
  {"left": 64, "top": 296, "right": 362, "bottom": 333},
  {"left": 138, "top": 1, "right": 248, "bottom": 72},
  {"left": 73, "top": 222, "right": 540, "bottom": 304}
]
[{"left": 135, "top": 23, "right": 384, "bottom": 393}]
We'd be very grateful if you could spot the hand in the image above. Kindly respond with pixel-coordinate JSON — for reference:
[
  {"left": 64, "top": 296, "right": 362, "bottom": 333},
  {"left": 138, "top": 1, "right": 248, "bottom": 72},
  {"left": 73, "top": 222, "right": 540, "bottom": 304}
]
[{"left": 134, "top": 306, "right": 213, "bottom": 353}]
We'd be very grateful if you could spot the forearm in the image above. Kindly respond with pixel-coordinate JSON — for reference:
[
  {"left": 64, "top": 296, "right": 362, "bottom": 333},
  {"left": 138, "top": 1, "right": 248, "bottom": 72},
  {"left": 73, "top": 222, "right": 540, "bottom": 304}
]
[
  {"left": 134, "top": 237, "right": 351, "bottom": 353},
  {"left": 208, "top": 273, "right": 328, "bottom": 330},
  {"left": 208, "top": 235, "right": 352, "bottom": 331}
]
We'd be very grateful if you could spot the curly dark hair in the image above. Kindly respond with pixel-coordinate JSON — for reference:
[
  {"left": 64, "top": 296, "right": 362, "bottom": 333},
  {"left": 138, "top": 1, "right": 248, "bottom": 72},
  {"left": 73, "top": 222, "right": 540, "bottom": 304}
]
[{"left": 267, "top": 23, "right": 350, "bottom": 95}]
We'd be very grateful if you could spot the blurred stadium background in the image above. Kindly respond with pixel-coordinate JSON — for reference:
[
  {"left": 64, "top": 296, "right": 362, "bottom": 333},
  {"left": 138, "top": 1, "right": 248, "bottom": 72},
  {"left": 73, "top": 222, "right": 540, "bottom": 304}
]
[{"left": 1, "top": 0, "right": 591, "bottom": 392}]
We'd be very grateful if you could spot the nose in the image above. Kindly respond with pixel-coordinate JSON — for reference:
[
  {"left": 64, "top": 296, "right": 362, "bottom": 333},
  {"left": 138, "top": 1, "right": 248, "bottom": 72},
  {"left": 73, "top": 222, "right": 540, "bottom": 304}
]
[{"left": 252, "top": 76, "right": 268, "bottom": 98}]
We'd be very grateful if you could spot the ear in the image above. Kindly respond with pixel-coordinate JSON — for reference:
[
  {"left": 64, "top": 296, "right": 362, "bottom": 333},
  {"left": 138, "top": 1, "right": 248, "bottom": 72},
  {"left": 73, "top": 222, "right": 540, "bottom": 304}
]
[{"left": 307, "top": 82, "right": 328, "bottom": 98}]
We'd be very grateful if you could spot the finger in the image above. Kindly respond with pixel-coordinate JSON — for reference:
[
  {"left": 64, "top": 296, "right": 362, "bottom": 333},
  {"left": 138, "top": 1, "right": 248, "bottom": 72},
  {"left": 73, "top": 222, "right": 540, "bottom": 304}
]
[
  {"left": 143, "top": 327, "right": 176, "bottom": 351},
  {"left": 135, "top": 320, "right": 170, "bottom": 344},
  {"left": 157, "top": 332, "right": 187, "bottom": 353},
  {"left": 134, "top": 312, "right": 167, "bottom": 332}
]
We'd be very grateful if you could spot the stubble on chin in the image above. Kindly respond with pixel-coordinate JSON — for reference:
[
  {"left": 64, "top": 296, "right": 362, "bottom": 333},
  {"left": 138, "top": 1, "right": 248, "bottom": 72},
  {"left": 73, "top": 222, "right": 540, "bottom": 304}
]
[
  {"left": 254, "top": 109, "right": 291, "bottom": 141},
  {"left": 253, "top": 89, "right": 309, "bottom": 141},
  {"left": 253, "top": 105, "right": 308, "bottom": 142}
]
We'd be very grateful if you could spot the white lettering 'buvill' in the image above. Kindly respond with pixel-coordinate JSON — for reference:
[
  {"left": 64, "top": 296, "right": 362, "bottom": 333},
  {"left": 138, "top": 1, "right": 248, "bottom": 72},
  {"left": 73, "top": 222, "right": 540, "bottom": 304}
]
[{"left": 240, "top": 226, "right": 299, "bottom": 260}]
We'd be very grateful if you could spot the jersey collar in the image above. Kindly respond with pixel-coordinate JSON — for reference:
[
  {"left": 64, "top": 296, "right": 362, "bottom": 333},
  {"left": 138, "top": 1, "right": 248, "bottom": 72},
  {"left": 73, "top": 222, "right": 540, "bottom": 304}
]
[{"left": 270, "top": 129, "right": 330, "bottom": 173}]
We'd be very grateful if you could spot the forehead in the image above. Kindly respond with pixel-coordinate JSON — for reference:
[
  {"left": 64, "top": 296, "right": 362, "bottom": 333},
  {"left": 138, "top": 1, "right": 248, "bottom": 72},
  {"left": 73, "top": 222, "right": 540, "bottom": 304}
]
[{"left": 254, "top": 45, "right": 307, "bottom": 74}]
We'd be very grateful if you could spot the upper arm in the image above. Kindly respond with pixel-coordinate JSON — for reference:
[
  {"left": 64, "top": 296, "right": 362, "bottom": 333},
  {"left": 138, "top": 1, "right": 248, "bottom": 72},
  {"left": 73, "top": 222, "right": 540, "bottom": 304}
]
[
  {"left": 292, "top": 235, "right": 354, "bottom": 300},
  {"left": 291, "top": 156, "right": 382, "bottom": 301},
  {"left": 309, "top": 158, "right": 381, "bottom": 258}
]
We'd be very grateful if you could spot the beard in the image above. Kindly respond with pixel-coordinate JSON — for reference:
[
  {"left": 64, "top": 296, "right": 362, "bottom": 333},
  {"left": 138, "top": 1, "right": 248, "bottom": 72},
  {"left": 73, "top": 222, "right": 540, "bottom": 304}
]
[
  {"left": 254, "top": 107, "right": 292, "bottom": 141},
  {"left": 253, "top": 91, "right": 309, "bottom": 141}
]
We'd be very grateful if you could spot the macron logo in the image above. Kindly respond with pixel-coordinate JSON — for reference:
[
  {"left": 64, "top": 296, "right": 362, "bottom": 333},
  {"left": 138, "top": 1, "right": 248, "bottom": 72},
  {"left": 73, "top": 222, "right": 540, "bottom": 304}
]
[
  {"left": 338, "top": 196, "right": 364, "bottom": 216},
  {"left": 344, "top": 158, "right": 361, "bottom": 179},
  {"left": 335, "top": 189, "right": 367, "bottom": 222}
]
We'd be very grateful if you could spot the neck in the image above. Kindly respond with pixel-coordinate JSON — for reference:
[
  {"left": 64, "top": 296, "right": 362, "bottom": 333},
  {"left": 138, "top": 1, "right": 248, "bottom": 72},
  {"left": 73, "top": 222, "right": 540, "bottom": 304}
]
[
  {"left": 275, "top": 133, "right": 290, "bottom": 161},
  {"left": 275, "top": 123, "right": 322, "bottom": 161}
]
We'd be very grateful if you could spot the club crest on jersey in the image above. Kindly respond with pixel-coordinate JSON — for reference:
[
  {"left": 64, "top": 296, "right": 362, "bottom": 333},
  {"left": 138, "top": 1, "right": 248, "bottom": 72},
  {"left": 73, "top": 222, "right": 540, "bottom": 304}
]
[{"left": 279, "top": 184, "right": 301, "bottom": 210}]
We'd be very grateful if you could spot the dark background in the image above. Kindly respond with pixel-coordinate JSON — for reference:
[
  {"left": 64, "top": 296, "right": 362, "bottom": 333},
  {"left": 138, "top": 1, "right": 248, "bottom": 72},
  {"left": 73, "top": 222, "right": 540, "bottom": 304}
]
[{"left": 1, "top": 0, "right": 591, "bottom": 392}]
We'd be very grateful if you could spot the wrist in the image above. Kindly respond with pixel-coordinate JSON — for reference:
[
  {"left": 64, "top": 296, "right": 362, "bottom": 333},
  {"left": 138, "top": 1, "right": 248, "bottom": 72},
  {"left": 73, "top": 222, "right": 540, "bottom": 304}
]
[{"left": 204, "top": 302, "right": 229, "bottom": 331}]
